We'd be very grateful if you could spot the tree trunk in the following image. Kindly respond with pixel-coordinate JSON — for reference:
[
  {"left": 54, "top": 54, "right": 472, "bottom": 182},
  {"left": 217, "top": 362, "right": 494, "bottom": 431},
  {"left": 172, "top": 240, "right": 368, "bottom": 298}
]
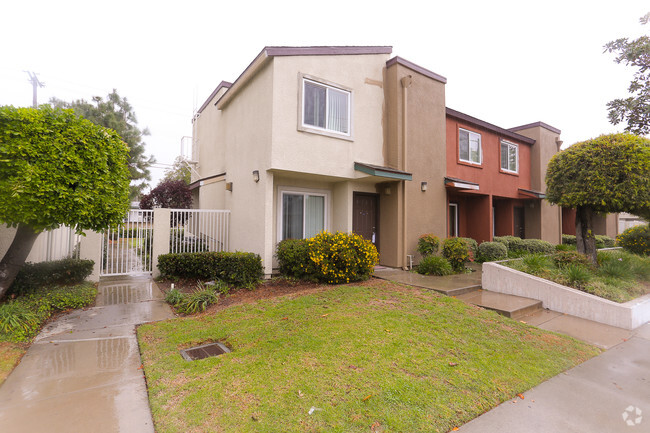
[
  {"left": 0, "top": 224, "right": 40, "bottom": 300},
  {"left": 575, "top": 206, "right": 597, "bottom": 265}
]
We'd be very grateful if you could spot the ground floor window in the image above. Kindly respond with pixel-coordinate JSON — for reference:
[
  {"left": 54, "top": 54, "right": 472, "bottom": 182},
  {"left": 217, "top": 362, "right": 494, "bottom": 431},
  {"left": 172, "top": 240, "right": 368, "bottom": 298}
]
[
  {"left": 280, "top": 189, "right": 327, "bottom": 240},
  {"left": 449, "top": 203, "right": 459, "bottom": 237}
]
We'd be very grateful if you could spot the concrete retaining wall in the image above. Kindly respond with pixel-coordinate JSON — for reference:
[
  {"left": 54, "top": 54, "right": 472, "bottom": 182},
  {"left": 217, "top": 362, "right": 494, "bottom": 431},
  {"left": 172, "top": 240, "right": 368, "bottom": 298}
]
[{"left": 483, "top": 262, "right": 650, "bottom": 330}]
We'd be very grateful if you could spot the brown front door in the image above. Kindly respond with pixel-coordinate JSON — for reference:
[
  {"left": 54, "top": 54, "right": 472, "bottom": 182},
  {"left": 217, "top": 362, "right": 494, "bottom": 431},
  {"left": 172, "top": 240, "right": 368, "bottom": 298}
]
[
  {"left": 353, "top": 192, "right": 379, "bottom": 248},
  {"left": 514, "top": 206, "right": 525, "bottom": 239}
]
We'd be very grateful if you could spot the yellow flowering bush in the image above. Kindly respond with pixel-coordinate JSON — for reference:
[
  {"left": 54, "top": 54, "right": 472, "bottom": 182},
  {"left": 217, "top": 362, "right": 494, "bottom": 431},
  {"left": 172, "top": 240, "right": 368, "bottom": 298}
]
[
  {"left": 307, "top": 231, "right": 379, "bottom": 284},
  {"left": 617, "top": 224, "right": 650, "bottom": 256}
]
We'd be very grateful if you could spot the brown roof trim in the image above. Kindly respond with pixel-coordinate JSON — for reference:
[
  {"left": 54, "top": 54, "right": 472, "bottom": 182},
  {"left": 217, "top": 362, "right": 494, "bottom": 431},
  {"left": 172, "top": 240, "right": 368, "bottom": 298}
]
[
  {"left": 217, "top": 46, "right": 392, "bottom": 110},
  {"left": 386, "top": 56, "right": 447, "bottom": 84},
  {"left": 197, "top": 81, "right": 232, "bottom": 114},
  {"left": 509, "top": 121, "right": 561, "bottom": 135},
  {"left": 446, "top": 108, "right": 536, "bottom": 145},
  {"left": 265, "top": 46, "right": 393, "bottom": 56},
  {"left": 188, "top": 172, "right": 226, "bottom": 190},
  {"left": 518, "top": 188, "right": 546, "bottom": 199}
]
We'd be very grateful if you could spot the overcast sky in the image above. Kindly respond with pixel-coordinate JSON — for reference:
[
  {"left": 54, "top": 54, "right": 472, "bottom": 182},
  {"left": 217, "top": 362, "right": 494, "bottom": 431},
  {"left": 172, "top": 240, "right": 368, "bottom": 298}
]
[{"left": 1, "top": 1, "right": 647, "bottom": 190}]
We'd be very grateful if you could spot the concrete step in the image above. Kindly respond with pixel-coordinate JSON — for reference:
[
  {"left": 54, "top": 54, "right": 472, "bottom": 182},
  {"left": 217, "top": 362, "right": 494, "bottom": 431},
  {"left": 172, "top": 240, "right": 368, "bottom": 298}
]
[{"left": 456, "top": 289, "right": 543, "bottom": 320}]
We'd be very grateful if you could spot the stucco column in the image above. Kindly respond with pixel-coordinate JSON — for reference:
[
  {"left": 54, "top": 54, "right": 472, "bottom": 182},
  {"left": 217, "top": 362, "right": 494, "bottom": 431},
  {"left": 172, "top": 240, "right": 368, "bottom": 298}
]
[
  {"left": 79, "top": 230, "right": 102, "bottom": 282},
  {"left": 263, "top": 171, "right": 274, "bottom": 277},
  {"left": 151, "top": 208, "right": 171, "bottom": 278}
]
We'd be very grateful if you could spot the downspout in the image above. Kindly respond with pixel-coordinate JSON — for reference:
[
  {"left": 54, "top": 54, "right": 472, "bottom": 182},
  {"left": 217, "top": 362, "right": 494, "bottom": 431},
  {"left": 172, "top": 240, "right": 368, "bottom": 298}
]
[{"left": 401, "top": 75, "right": 412, "bottom": 270}]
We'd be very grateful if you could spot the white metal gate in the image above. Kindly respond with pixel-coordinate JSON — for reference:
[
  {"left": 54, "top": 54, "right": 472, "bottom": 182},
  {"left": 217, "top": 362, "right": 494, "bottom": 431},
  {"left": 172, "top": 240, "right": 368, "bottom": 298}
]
[
  {"left": 100, "top": 210, "right": 154, "bottom": 276},
  {"left": 100, "top": 209, "right": 230, "bottom": 277}
]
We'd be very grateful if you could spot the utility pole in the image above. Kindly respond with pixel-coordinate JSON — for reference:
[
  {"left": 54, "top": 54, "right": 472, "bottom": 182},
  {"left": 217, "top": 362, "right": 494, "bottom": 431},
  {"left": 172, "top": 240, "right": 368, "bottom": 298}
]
[{"left": 24, "top": 71, "right": 45, "bottom": 108}]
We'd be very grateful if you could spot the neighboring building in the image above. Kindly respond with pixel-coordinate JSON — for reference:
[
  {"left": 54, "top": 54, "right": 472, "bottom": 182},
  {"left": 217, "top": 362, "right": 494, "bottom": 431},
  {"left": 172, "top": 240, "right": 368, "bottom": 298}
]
[{"left": 189, "top": 46, "right": 573, "bottom": 275}]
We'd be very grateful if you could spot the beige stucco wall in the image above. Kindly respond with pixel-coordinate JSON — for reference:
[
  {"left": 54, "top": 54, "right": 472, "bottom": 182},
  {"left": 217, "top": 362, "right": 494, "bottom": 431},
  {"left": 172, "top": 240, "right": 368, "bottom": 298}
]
[
  {"left": 269, "top": 54, "right": 389, "bottom": 178},
  {"left": 512, "top": 125, "right": 562, "bottom": 244},
  {"left": 193, "top": 87, "right": 229, "bottom": 183}
]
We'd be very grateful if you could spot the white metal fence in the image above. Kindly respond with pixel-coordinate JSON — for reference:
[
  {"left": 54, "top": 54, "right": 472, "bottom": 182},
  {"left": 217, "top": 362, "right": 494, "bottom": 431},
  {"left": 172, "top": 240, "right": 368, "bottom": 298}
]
[
  {"left": 100, "top": 210, "right": 154, "bottom": 276},
  {"left": 169, "top": 209, "right": 230, "bottom": 254},
  {"left": 100, "top": 209, "right": 230, "bottom": 277}
]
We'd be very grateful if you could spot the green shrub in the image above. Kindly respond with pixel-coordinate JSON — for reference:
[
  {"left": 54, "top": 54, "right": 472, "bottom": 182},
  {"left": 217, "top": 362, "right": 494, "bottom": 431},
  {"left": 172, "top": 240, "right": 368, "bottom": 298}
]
[
  {"left": 493, "top": 236, "right": 521, "bottom": 249},
  {"left": 595, "top": 235, "right": 616, "bottom": 249},
  {"left": 522, "top": 254, "right": 554, "bottom": 275},
  {"left": 164, "top": 288, "right": 185, "bottom": 306},
  {"left": 508, "top": 237, "right": 527, "bottom": 253},
  {"left": 417, "top": 234, "right": 440, "bottom": 257},
  {"left": 206, "top": 280, "right": 231, "bottom": 295},
  {"left": 0, "top": 302, "right": 41, "bottom": 341},
  {"left": 178, "top": 286, "right": 219, "bottom": 315},
  {"left": 276, "top": 239, "right": 312, "bottom": 279},
  {"left": 442, "top": 238, "right": 470, "bottom": 271},
  {"left": 598, "top": 258, "right": 632, "bottom": 279},
  {"left": 307, "top": 232, "right": 379, "bottom": 284},
  {"left": 562, "top": 234, "right": 577, "bottom": 245},
  {"left": 459, "top": 237, "right": 478, "bottom": 259},
  {"left": 477, "top": 242, "right": 508, "bottom": 262},
  {"left": 617, "top": 224, "right": 650, "bottom": 255},
  {"left": 562, "top": 265, "right": 591, "bottom": 289},
  {"left": 521, "top": 239, "right": 555, "bottom": 254},
  {"left": 0, "top": 283, "right": 96, "bottom": 342},
  {"left": 553, "top": 251, "right": 592, "bottom": 268},
  {"left": 10, "top": 258, "right": 94, "bottom": 295},
  {"left": 416, "top": 256, "right": 453, "bottom": 276},
  {"left": 157, "top": 251, "right": 263, "bottom": 287},
  {"left": 555, "top": 243, "right": 575, "bottom": 252}
]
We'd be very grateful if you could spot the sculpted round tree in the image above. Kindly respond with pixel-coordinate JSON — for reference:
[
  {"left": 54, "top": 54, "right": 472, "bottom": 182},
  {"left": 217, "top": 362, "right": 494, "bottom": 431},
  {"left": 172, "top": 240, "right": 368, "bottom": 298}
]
[
  {"left": 546, "top": 133, "right": 650, "bottom": 264},
  {"left": 0, "top": 105, "right": 131, "bottom": 299}
]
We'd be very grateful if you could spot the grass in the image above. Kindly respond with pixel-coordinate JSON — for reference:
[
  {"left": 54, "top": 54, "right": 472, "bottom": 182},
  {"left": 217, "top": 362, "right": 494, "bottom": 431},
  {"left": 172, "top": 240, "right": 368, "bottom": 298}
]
[
  {"left": 0, "top": 341, "right": 28, "bottom": 385},
  {"left": 138, "top": 280, "right": 598, "bottom": 433},
  {"left": 505, "top": 250, "right": 650, "bottom": 303}
]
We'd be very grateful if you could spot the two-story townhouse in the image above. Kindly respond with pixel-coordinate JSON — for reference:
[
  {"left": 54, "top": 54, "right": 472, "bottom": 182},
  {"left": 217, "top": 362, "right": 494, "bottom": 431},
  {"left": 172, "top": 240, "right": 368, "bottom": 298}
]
[{"left": 190, "top": 46, "right": 569, "bottom": 276}]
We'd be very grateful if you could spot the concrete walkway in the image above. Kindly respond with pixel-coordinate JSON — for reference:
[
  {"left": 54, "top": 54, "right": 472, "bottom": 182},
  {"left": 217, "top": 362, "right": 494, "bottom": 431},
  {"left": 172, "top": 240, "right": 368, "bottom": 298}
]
[
  {"left": 458, "top": 323, "right": 650, "bottom": 432},
  {"left": 0, "top": 276, "right": 173, "bottom": 433}
]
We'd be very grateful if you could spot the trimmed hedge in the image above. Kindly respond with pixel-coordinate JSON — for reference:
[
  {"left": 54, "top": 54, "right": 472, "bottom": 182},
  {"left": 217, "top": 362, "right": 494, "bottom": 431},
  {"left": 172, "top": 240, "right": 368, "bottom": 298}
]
[
  {"left": 562, "top": 234, "right": 576, "bottom": 245},
  {"left": 459, "top": 237, "right": 478, "bottom": 259},
  {"left": 477, "top": 242, "right": 507, "bottom": 262},
  {"left": 563, "top": 234, "right": 615, "bottom": 249},
  {"left": 508, "top": 238, "right": 554, "bottom": 254},
  {"left": 157, "top": 251, "right": 263, "bottom": 287},
  {"left": 10, "top": 258, "right": 94, "bottom": 295},
  {"left": 493, "top": 236, "right": 521, "bottom": 249}
]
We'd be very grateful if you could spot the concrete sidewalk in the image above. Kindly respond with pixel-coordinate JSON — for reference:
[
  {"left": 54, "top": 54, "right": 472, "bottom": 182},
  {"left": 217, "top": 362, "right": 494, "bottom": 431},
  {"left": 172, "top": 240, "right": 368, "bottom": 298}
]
[
  {"left": 0, "top": 276, "right": 173, "bottom": 433},
  {"left": 458, "top": 323, "right": 650, "bottom": 432}
]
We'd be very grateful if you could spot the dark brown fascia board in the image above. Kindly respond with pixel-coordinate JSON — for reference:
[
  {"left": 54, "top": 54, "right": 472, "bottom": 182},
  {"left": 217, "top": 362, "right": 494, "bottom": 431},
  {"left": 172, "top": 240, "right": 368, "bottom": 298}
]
[
  {"left": 446, "top": 108, "right": 536, "bottom": 145},
  {"left": 217, "top": 46, "right": 393, "bottom": 110},
  {"left": 386, "top": 56, "right": 447, "bottom": 84},
  {"left": 188, "top": 172, "right": 227, "bottom": 190},
  {"left": 265, "top": 46, "right": 393, "bottom": 56},
  {"left": 196, "top": 81, "right": 232, "bottom": 114},
  {"left": 444, "top": 176, "right": 479, "bottom": 186},
  {"left": 509, "top": 121, "right": 562, "bottom": 135}
]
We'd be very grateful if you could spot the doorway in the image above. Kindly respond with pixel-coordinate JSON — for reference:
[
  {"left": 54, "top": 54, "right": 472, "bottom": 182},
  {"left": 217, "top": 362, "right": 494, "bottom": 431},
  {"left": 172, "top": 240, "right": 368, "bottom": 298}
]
[
  {"left": 353, "top": 192, "right": 379, "bottom": 248},
  {"left": 514, "top": 206, "right": 525, "bottom": 239}
]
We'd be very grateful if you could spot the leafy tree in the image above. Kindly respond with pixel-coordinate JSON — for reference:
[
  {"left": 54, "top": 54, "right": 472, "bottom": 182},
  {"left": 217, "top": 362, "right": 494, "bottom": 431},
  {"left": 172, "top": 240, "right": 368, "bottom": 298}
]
[
  {"left": 50, "top": 89, "right": 155, "bottom": 199},
  {"left": 0, "top": 105, "right": 130, "bottom": 300},
  {"left": 139, "top": 180, "right": 193, "bottom": 210},
  {"left": 603, "top": 13, "right": 650, "bottom": 135},
  {"left": 163, "top": 156, "right": 192, "bottom": 185},
  {"left": 546, "top": 133, "right": 650, "bottom": 264}
]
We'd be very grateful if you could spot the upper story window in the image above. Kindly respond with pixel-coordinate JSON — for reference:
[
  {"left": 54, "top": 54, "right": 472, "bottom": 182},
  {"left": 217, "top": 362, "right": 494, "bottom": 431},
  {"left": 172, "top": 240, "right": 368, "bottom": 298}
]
[
  {"left": 459, "top": 128, "right": 481, "bottom": 165},
  {"left": 302, "top": 77, "right": 351, "bottom": 136},
  {"left": 500, "top": 140, "right": 518, "bottom": 173}
]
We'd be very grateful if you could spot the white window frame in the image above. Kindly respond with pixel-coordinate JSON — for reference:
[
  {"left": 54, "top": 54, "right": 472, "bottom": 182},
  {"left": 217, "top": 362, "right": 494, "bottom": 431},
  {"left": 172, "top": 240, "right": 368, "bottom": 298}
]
[
  {"left": 459, "top": 128, "right": 482, "bottom": 165},
  {"left": 449, "top": 203, "right": 459, "bottom": 237},
  {"left": 277, "top": 187, "right": 330, "bottom": 241},
  {"left": 298, "top": 74, "right": 352, "bottom": 140},
  {"left": 500, "top": 140, "right": 519, "bottom": 173}
]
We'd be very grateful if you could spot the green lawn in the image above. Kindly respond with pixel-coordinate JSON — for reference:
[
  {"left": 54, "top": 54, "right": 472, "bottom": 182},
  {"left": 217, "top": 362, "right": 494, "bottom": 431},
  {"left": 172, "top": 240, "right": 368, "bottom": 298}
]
[
  {"left": 0, "top": 342, "right": 27, "bottom": 385},
  {"left": 137, "top": 280, "right": 599, "bottom": 433}
]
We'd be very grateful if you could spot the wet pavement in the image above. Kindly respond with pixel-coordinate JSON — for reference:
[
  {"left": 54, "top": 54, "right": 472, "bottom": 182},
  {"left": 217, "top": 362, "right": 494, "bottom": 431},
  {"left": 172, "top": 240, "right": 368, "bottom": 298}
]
[
  {"left": 0, "top": 276, "right": 173, "bottom": 433},
  {"left": 458, "top": 323, "right": 650, "bottom": 433}
]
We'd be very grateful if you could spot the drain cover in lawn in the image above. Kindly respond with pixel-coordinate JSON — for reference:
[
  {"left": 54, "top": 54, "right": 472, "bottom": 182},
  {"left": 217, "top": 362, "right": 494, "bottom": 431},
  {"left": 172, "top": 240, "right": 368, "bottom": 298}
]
[{"left": 180, "top": 342, "right": 231, "bottom": 361}]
